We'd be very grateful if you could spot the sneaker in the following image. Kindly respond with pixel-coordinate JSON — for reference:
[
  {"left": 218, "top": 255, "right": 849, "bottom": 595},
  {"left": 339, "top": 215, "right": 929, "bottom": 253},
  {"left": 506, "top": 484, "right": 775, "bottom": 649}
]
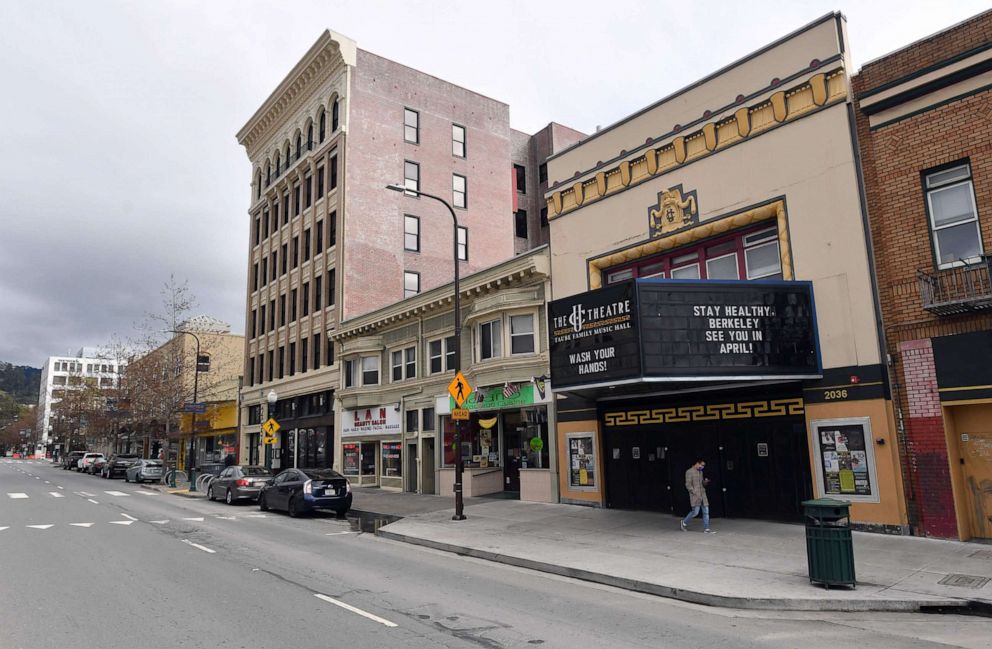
[
  {"left": 680, "top": 520, "right": 687, "bottom": 531},
  {"left": 704, "top": 528, "right": 717, "bottom": 534}
]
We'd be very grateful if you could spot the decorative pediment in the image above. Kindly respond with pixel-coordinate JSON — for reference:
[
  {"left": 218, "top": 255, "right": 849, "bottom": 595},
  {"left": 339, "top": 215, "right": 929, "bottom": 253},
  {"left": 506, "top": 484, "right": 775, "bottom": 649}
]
[{"left": 648, "top": 185, "right": 698, "bottom": 238}]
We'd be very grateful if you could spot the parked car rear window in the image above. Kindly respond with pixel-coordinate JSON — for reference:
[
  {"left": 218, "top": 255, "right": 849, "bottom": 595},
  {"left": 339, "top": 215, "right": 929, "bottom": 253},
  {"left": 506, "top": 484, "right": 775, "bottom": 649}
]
[
  {"left": 145, "top": 460, "right": 163, "bottom": 467},
  {"left": 302, "top": 468, "right": 343, "bottom": 480},
  {"left": 242, "top": 467, "right": 272, "bottom": 476}
]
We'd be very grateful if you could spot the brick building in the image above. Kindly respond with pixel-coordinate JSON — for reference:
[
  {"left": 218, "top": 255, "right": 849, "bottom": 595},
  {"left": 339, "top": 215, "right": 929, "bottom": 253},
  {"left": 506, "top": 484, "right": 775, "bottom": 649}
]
[
  {"left": 853, "top": 10, "right": 992, "bottom": 540},
  {"left": 235, "top": 31, "right": 583, "bottom": 474}
]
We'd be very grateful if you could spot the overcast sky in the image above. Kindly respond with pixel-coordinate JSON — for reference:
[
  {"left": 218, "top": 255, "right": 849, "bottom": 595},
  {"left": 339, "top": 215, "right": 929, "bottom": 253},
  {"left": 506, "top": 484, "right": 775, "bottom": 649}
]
[{"left": 1, "top": 0, "right": 987, "bottom": 367}]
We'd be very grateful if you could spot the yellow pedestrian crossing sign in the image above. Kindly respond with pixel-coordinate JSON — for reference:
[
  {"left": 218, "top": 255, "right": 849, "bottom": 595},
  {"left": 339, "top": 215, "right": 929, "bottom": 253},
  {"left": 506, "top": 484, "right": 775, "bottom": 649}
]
[
  {"left": 448, "top": 371, "right": 472, "bottom": 407},
  {"left": 262, "top": 418, "right": 280, "bottom": 435}
]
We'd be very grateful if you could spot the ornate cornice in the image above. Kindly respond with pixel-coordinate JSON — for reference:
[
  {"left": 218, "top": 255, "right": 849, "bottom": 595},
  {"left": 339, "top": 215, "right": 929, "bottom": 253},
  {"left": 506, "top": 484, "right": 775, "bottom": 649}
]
[{"left": 547, "top": 68, "right": 848, "bottom": 220}]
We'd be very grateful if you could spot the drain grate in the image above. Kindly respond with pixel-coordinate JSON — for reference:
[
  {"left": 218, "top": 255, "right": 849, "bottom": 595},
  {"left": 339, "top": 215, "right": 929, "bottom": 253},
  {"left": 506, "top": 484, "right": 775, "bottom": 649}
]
[
  {"left": 968, "top": 549, "right": 992, "bottom": 560},
  {"left": 938, "top": 573, "right": 991, "bottom": 589}
]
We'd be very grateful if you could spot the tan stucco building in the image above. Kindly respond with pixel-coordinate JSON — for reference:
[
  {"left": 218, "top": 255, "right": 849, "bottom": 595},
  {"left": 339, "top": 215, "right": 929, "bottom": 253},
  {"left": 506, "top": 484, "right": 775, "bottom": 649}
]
[{"left": 545, "top": 14, "right": 907, "bottom": 530}]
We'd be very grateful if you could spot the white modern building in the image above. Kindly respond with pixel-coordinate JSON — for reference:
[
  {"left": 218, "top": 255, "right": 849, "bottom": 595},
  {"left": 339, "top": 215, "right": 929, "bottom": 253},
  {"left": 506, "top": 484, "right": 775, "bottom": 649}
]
[{"left": 36, "top": 348, "right": 122, "bottom": 456}]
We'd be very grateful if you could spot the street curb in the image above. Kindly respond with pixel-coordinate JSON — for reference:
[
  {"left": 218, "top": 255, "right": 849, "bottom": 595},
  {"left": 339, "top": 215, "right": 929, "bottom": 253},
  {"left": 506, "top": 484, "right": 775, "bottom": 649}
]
[
  {"left": 139, "top": 484, "right": 206, "bottom": 499},
  {"left": 376, "top": 528, "right": 969, "bottom": 612}
]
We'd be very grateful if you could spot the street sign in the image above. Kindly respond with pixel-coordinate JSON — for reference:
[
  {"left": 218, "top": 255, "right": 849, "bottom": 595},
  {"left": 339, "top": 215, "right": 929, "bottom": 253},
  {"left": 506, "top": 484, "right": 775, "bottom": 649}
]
[
  {"left": 262, "top": 433, "right": 277, "bottom": 445},
  {"left": 183, "top": 402, "right": 207, "bottom": 414},
  {"left": 447, "top": 371, "right": 473, "bottom": 407},
  {"left": 451, "top": 408, "right": 470, "bottom": 421},
  {"left": 261, "top": 418, "right": 280, "bottom": 435}
]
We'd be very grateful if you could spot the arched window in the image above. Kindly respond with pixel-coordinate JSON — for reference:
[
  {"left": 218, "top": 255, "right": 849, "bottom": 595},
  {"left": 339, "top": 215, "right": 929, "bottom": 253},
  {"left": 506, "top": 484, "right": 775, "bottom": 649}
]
[
  {"left": 256, "top": 172, "right": 261, "bottom": 199},
  {"left": 319, "top": 110, "right": 326, "bottom": 142},
  {"left": 332, "top": 99, "right": 339, "bottom": 132},
  {"left": 275, "top": 153, "right": 280, "bottom": 176},
  {"left": 266, "top": 164, "right": 271, "bottom": 187},
  {"left": 307, "top": 124, "right": 313, "bottom": 150},
  {"left": 295, "top": 134, "right": 302, "bottom": 161},
  {"left": 285, "top": 144, "right": 291, "bottom": 167}
]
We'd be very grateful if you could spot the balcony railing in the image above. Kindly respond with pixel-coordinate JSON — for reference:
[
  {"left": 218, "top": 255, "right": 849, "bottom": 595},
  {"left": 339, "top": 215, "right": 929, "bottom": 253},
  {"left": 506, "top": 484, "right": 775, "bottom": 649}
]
[{"left": 918, "top": 256, "right": 992, "bottom": 315}]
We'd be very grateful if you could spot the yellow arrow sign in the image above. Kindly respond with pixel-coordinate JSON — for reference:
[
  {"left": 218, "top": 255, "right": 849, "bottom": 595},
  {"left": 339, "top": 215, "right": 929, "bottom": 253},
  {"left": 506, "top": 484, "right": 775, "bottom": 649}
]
[
  {"left": 262, "top": 434, "right": 277, "bottom": 445},
  {"left": 261, "top": 418, "right": 280, "bottom": 435},
  {"left": 448, "top": 371, "right": 472, "bottom": 407}
]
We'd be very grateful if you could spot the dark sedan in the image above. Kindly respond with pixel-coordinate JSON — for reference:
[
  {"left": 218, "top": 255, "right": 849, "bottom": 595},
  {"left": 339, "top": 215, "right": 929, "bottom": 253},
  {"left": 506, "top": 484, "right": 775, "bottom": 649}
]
[
  {"left": 258, "top": 468, "right": 352, "bottom": 517},
  {"left": 208, "top": 465, "right": 272, "bottom": 504}
]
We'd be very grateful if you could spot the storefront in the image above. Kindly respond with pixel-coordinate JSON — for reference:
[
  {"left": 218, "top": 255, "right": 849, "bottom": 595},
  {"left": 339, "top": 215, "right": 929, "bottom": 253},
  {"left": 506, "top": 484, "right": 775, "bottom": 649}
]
[
  {"left": 340, "top": 404, "right": 402, "bottom": 489},
  {"left": 436, "top": 379, "right": 552, "bottom": 500},
  {"left": 263, "top": 391, "right": 335, "bottom": 472}
]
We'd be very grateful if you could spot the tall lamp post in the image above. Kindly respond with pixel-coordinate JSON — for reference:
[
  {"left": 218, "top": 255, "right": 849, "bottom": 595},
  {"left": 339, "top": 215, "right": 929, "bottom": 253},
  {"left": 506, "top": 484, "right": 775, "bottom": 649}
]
[
  {"left": 265, "top": 389, "right": 277, "bottom": 470},
  {"left": 170, "top": 329, "right": 203, "bottom": 491},
  {"left": 385, "top": 183, "right": 466, "bottom": 520}
]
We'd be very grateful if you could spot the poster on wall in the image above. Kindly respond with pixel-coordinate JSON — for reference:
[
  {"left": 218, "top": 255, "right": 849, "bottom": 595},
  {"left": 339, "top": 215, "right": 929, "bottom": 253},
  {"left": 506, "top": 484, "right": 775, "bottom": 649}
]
[
  {"left": 567, "top": 433, "right": 596, "bottom": 489},
  {"left": 343, "top": 443, "right": 359, "bottom": 476},
  {"left": 811, "top": 418, "right": 878, "bottom": 502}
]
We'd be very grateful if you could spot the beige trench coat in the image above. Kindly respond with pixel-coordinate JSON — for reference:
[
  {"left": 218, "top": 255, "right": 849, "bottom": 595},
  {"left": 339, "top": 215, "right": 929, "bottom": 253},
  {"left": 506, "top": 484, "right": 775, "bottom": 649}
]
[{"left": 685, "top": 467, "right": 709, "bottom": 508}]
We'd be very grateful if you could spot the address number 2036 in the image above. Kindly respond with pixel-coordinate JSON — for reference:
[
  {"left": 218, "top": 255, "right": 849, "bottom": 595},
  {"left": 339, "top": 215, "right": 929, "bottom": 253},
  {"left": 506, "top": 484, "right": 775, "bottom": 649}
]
[{"left": 824, "top": 389, "right": 849, "bottom": 400}]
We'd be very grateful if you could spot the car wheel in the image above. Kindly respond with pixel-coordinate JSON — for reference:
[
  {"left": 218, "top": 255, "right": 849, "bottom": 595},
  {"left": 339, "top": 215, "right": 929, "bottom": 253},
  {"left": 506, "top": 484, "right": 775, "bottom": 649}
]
[
  {"left": 335, "top": 508, "right": 348, "bottom": 518},
  {"left": 258, "top": 493, "right": 269, "bottom": 511},
  {"left": 225, "top": 489, "right": 234, "bottom": 505},
  {"left": 288, "top": 496, "right": 300, "bottom": 518},
  {"left": 207, "top": 485, "right": 215, "bottom": 501},
  {"left": 124, "top": 473, "right": 130, "bottom": 483}
]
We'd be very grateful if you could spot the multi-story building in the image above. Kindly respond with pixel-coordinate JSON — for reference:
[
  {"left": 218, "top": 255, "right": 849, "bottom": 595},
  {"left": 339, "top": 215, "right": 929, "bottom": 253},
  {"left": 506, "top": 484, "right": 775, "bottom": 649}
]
[
  {"left": 544, "top": 14, "right": 910, "bottom": 531},
  {"left": 236, "top": 30, "right": 582, "bottom": 473},
  {"left": 36, "top": 347, "right": 122, "bottom": 457},
  {"left": 853, "top": 10, "right": 992, "bottom": 540}
]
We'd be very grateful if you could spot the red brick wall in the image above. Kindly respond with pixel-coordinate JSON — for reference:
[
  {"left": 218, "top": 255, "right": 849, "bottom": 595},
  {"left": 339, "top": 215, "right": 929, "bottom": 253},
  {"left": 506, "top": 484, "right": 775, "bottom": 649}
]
[{"left": 853, "top": 11, "right": 992, "bottom": 537}]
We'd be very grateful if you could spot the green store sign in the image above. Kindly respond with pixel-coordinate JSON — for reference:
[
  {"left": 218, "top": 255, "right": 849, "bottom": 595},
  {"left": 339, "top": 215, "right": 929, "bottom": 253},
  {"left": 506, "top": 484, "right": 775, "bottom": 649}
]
[{"left": 449, "top": 383, "right": 542, "bottom": 412}]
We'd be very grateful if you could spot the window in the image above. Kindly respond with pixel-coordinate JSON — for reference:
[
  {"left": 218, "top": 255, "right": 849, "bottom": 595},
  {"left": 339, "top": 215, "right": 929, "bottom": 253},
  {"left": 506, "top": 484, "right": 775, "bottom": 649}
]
[
  {"left": 330, "top": 154, "right": 338, "bottom": 190},
  {"left": 272, "top": 202, "right": 279, "bottom": 229},
  {"left": 291, "top": 289, "right": 298, "bottom": 322},
  {"left": 405, "top": 215, "right": 420, "bottom": 251},
  {"left": 254, "top": 217, "right": 260, "bottom": 246},
  {"left": 304, "top": 173, "right": 312, "bottom": 209},
  {"left": 265, "top": 165, "right": 271, "bottom": 187},
  {"left": 275, "top": 153, "right": 280, "bottom": 176},
  {"left": 392, "top": 346, "right": 416, "bottom": 381},
  {"left": 327, "top": 268, "right": 336, "bottom": 306},
  {"left": 423, "top": 406, "right": 435, "bottom": 432},
  {"left": 261, "top": 211, "right": 269, "bottom": 241},
  {"left": 539, "top": 163, "right": 547, "bottom": 184},
  {"left": 317, "top": 166, "right": 324, "bottom": 198},
  {"left": 259, "top": 304, "right": 266, "bottom": 335},
  {"left": 270, "top": 251, "right": 277, "bottom": 281},
  {"left": 307, "top": 123, "right": 313, "bottom": 150},
  {"left": 540, "top": 206, "right": 548, "bottom": 228},
  {"left": 315, "top": 275, "right": 322, "bottom": 310},
  {"left": 327, "top": 336, "right": 335, "bottom": 367},
  {"left": 267, "top": 350, "right": 273, "bottom": 382},
  {"left": 391, "top": 350, "right": 403, "bottom": 382},
  {"left": 510, "top": 314, "right": 535, "bottom": 354},
  {"left": 452, "top": 124, "right": 466, "bottom": 157},
  {"left": 331, "top": 98, "right": 339, "bottom": 132},
  {"left": 278, "top": 345, "right": 285, "bottom": 379},
  {"left": 330, "top": 212, "right": 337, "bottom": 247},
  {"left": 457, "top": 226, "right": 468, "bottom": 261},
  {"left": 250, "top": 309, "right": 257, "bottom": 338},
  {"left": 404, "top": 161, "right": 420, "bottom": 196},
  {"left": 301, "top": 338, "right": 308, "bottom": 373},
  {"left": 344, "top": 359, "right": 356, "bottom": 388},
  {"left": 294, "top": 182, "right": 301, "bottom": 216},
  {"left": 279, "top": 294, "right": 286, "bottom": 327},
  {"left": 743, "top": 229, "right": 781, "bottom": 280},
  {"left": 925, "top": 163, "right": 982, "bottom": 268},
  {"left": 453, "top": 174, "right": 467, "bottom": 209},
  {"left": 362, "top": 355, "right": 379, "bottom": 385},
  {"left": 304, "top": 228, "right": 311, "bottom": 262},
  {"left": 319, "top": 110, "right": 326, "bottom": 142},
  {"left": 406, "top": 410, "right": 419, "bottom": 433},
  {"left": 256, "top": 173, "right": 261, "bottom": 199},
  {"left": 302, "top": 281, "right": 310, "bottom": 316},
  {"left": 295, "top": 134, "right": 302, "bottom": 161},
  {"left": 312, "top": 334, "right": 321, "bottom": 369},
  {"left": 405, "top": 346, "right": 416, "bottom": 379},
  {"left": 479, "top": 319, "right": 502, "bottom": 360},
  {"left": 260, "top": 258, "right": 267, "bottom": 286},
  {"left": 248, "top": 358, "right": 255, "bottom": 387},
  {"left": 282, "top": 193, "right": 289, "bottom": 225},
  {"left": 404, "top": 271, "right": 420, "bottom": 298},
  {"left": 289, "top": 342, "right": 296, "bottom": 375},
  {"left": 706, "top": 251, "right": 739, "bottom": 280},
  {"left": 404, "top": 108, "right": 419, "bottom": 143},
  {"left": 514, "top": 164, "right": 526, "bottom": 193},
  {"left": 281, "top": 243, "right": 288, "bottom": 275},
  {"left": 292, "top": 236, "right": 299, "bottom": 268},
  {"left": 252, "top": 263, "right": 258, "bottom": 291},
  {"left": 515, "top": 210, "right": 528, "bottom": 239},
  {"left": 269, "top": 299, "right": 275, "bottom": 331}
]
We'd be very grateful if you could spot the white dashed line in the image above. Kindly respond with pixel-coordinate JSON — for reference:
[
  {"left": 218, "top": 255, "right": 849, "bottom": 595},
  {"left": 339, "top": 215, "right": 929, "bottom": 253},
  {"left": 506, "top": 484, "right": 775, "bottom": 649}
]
[
  {"left": 182, "top": 517, "right": 204, "bottom": 522},
  {"left": 87, "top": 499, "right": 99, "bottom": 504},
  {"left": 104, "top": 491, "right": 130, "bottom": 497},
  {"left": 181, "top": 540, "right": 215, "bottom": 554},
  {"left": 7, "top": 493, "right": 28, "bottom": 499},
  {"left": 244, "top": 514, "right": 267, "bottom": 518},
  {"left": 150, "top": 520, "right": 169, "bottom": 524},
  {"left": 109, "top": 521, "right": 134, "bottom": 526},
  {"left": 325, "top": 531, "right": 356, "bottom": 536},
  {"left": 313, "top": 594, "right": 398, "bottom": 628},
  {"left": 121, "top": 513, "right": 138, "bottom": 521},
  {"left": 0, "top": 527, "right": 9, "bottom": 532},
  {"left": 134, "top": 490, "right": 158, "bottom": 496},
  {"left": 49, "top": 492, "right": 64, "bottom": 498},
  {"left": 57, "top": 486, "right": 64, "bottom": 490},
  {"left": 44, "top": 481, "right": 50, "bottom": 484},
  {"left": 26, "top": 524, "right": 54, "bottom": 530},
  {"left": 70, "top": 523, "right": 94, "bottom": 528},
  {"left": 214, "top": 515, "right": 237, "bottom": 520}
]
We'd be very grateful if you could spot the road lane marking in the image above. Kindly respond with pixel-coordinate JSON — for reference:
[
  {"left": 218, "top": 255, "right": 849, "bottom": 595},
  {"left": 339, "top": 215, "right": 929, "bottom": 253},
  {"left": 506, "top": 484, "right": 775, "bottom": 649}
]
[
  {"left": 76, "top": 491, "right": 95, "bottom": 497},
  {"left": 313, "top": 594, "right": 398, "bottom": 628},
  {"left": 7, "top": 493, "right": 28, "bottom": 499},
  {"left": 49, "top": 492, "right": 64, "bottom": 498},
  {"left": 244, "top": 514, "right": 267, "bottom": 518},
  {"left": 182, "top": 540, "right": 215, "bottom": 554},
  {"left": 44, "top": 481, "right": 50, "bottom": 484},
  {"left": 182, "top": 517, "right": 204, "bottom": 522},
  {"left": 214, "top": 515, "right": 237, "bottom": 520},
  {"left": 87, "top": 499, "right": 99, "bottom": 504},
  {"left": 104, "top": 491, "right": 130, "bottom": 497},
  {"left": 26, "top": 525, "right": 54, "bottom": 530},
  {"left": 121, "top": 513, "right": 138, "bottom": 521},
  {"left": 150, "top": 520, "right": 169, "bottom": 524},
  {"left": 325, "top": 531, "right": 356, "bottom": 536},
  {"left": 0, "top": 527, "right": 8, "bottom": 532},
  {"left": 109, "top": 521, "right": 135, "bottom": 525},
  {"left": 57, "top": 486, "right": 64, "bottom": 490},
  {"left": 34, "top": 476, "right": 40, "bottom": 479},
  {"left": 70, "top": 523, "right": 94, "bottom": 528},
  {"left": 134, "top": 490, "right": 158, "bottom": 496}
]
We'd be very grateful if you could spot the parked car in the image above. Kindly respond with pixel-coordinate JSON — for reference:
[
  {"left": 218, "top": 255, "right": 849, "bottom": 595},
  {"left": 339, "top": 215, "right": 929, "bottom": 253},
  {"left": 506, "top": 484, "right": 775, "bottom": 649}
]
[
  {"left": 125, "top": 459, "right": 164, "bottom": 483},
  {"left": 62, "top": 451, "right": 87, "bottom": 470},
  {"left": 86, "top": 455, "right": 108, "bottom": 475},
  {"left": 77, "top": 452, "right": 105, "bottom": 472},
  {"left": 257, "top": 468, "right": 352, "bottom": 517},
  {"left": 208, "top": 465, "right": 272, "bottom": 504},
  {"left": 101, "top": 454, "right": 140, "bottom": 479}
]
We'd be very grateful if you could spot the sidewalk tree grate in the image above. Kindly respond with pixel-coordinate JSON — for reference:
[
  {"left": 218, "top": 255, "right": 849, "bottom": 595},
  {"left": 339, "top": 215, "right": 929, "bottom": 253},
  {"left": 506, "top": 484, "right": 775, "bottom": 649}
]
[
  {"left": 938, "top": 574, "right": 990, "bottom": 589},
  {"left": 967, "top": 549, "right": 992, "bottom": 560}
]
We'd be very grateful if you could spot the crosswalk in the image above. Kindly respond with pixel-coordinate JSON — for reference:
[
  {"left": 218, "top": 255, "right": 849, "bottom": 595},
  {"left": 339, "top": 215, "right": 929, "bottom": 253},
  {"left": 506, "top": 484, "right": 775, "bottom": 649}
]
[{"left": 5, "top": 490, "right": 158, "bottom": 500}]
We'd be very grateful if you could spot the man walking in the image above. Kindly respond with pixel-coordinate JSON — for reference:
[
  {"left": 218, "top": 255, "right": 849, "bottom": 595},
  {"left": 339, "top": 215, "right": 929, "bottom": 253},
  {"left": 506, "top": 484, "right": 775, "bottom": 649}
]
[{"left": 681, "top": 458, "right": 715, "bottom": 534}]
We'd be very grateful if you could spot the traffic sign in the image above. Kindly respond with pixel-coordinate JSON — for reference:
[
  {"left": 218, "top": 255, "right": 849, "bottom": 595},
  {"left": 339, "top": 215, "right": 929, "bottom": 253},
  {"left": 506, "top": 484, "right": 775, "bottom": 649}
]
[
  {"left": 262, "top": 433, "right": 277, "bottom": 445},
  {"left": 261, "top": 418, "right": 280, "bottom": 435},
  {"left": 447, "top": 371, "right": 472, "bottom": 407},
  {"left": 451, "top": 408, "right": 470, "bottom": 421},
  {"left": 183, "top": 402, "right": 207, "bottom": 414}
]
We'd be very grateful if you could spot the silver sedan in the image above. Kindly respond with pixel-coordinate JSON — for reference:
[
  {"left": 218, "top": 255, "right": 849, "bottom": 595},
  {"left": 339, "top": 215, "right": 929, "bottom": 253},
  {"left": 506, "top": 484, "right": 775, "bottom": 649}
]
[{"left": 125, "top": 459, "right": 164, "bottom": 483}]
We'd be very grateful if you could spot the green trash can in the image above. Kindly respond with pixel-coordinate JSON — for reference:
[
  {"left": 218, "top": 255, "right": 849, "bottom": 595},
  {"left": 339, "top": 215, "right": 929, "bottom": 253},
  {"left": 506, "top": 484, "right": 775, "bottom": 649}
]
[{"left": 802, "top": 498, "right": 856, "bottom": 588}]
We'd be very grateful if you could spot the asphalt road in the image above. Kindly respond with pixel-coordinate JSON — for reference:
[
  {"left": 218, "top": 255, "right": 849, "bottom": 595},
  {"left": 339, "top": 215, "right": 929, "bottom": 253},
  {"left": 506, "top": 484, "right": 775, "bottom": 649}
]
[{"left": 1, "top": 459, "right": 988, "bottom": 649}]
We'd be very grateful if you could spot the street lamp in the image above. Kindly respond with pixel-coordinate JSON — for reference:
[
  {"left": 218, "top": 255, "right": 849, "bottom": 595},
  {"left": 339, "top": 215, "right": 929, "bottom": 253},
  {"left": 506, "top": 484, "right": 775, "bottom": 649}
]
[
  {"left": 385, "top": 183, "right": 466, "bottom": 520},
  {"left": 170, "top": 329, "right": 203, "bottom": 491},
  {"left": 265, "top": 389, "right": 277, "bottom": 470}
]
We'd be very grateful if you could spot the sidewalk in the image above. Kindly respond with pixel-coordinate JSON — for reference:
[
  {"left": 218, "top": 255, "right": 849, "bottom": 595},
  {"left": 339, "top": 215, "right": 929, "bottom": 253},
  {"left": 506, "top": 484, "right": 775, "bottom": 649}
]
[{"left": 369, "top": 495, "right": 992, "bottom": 612}]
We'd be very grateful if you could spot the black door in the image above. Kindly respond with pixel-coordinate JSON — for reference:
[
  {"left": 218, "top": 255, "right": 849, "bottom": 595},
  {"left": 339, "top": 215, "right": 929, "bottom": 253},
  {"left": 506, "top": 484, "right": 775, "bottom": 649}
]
[
  {"left": 604, "top": 429, "right": 632, "bottom": 508},
  {"left": 504, "top": 429, "right": 521, "bottom": 491}
]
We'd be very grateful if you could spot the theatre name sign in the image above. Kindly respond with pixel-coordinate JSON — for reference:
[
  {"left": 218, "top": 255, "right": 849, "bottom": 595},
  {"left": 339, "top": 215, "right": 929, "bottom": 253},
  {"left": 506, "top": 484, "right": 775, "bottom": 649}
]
[{"left": 549, "top": 279, "right": 821, "bottom": 389}]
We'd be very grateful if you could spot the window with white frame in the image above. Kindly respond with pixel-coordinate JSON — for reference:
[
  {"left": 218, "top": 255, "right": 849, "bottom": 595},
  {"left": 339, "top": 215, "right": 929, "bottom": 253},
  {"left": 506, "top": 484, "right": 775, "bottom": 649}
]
[
  {"left": 344, "top": 359, "right": 356, "bottom": 388},
  {"left": 925, "top": 163, "right": 982, "bottom": 268},
  {"left": 404, "top": 108, "right": 419, "bottom": 144},
  {"left": 457, "top": 226, "right": 468, "bottom": 261},
  {"left": 743, "top": 228, "right": 782, "bottom": 279},
  {"left": 404, "top": 271, "right": 420, "bottom": 298},
  {"left": 452, "top": 124, "right": 466, "bottom": 157},
  {"left": 391, "top": 346, "right": 416, "bottom": 382},
  {"left": 361, "top": 355, "right": 379, "bottom": 385},
  {"left": 478, "top": 318, "right": 502, "bottom": 360},
  {"left": 404, "top": 161, "right": 420, "bottom": 196},
  {"left": 510, "top": 313, "right": 536, "bottom": 354},
  {"left": 453, "top": 174, "right": 467, "bottom": 209},
  {"left": 404, "top": 215, "right": 420, "bottom": 252},
  {"left": 428, "top": 336, "right": 456, "bottom": 374}
]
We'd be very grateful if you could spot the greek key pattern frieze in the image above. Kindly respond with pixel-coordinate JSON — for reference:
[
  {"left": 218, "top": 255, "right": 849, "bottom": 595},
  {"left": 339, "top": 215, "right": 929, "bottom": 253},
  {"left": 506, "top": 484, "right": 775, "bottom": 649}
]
[{"left": 603, "top": 398, "right": 804, "bottom": 427}]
